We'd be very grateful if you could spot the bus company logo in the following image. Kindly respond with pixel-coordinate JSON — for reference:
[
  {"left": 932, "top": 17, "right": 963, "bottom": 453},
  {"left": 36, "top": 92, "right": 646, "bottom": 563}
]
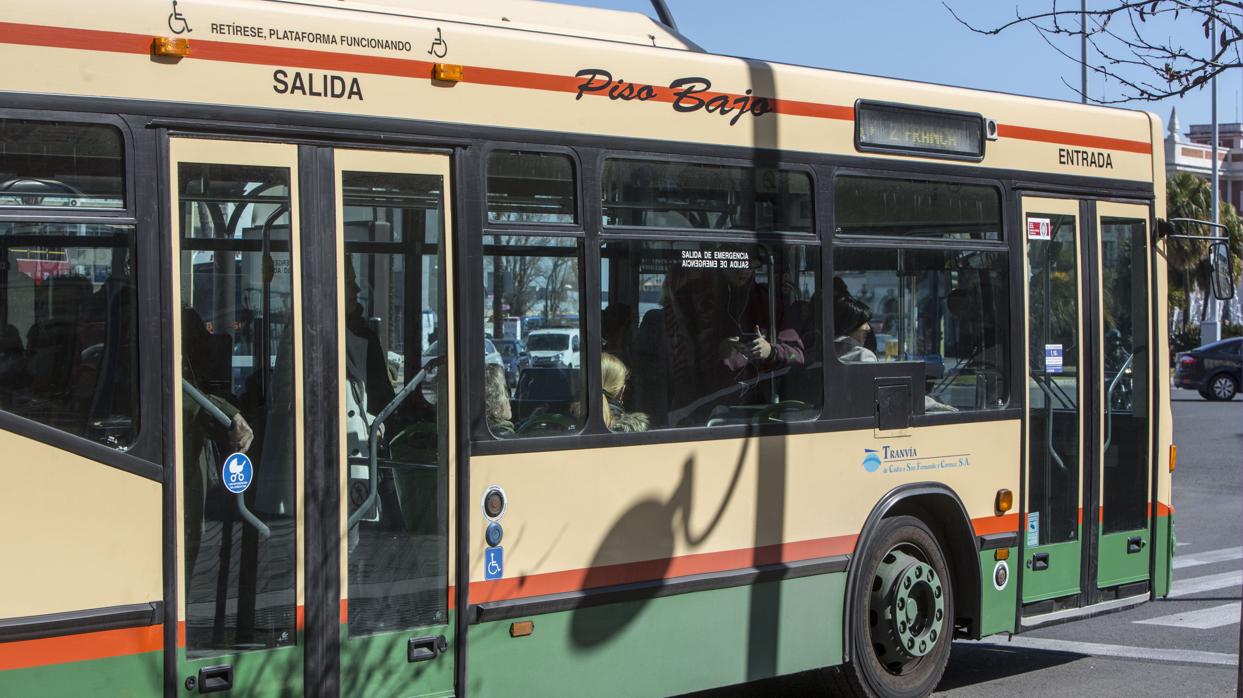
[
  {"left": 862, "top": 446, "right": 971, "bottom": 475},
  {"left": 862, "top": 449, "right": 882, "bottom": 473}
]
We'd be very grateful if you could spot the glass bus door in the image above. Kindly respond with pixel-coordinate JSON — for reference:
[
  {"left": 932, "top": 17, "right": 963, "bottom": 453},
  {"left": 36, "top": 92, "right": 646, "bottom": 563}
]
[
  {"left": 1021, "top": 197, "right": 1085, "bottom": 607},
  {"left": 173, "top": 138, "right": 306, "bottom": 694},
  {"left": 334, "top": 149, "right": 455, "bottom": 696},
  {"left": 1092, "top": 202, "right": 1152, "bottom": 593},
  {"left": 1021, "top": 196, "right": 1154, "bottom": 615},
  {"left": 172, "top": 140, "right": 456, "bottom": 696}
]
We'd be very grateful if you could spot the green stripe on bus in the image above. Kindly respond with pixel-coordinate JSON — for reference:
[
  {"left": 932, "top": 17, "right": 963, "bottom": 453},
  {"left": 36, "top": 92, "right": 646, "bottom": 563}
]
[
  {"left": 1097, "top": 529, "right": 1151, "bottom": 590},
  {"left": 467, "top": 573, "right": 845, "bottom": 697},
  {"left": 0, "top": 649, "right": 162, "bottom": 697},
  {"left": 978, "top": 548, "right": 1019, "bottom": 637}
]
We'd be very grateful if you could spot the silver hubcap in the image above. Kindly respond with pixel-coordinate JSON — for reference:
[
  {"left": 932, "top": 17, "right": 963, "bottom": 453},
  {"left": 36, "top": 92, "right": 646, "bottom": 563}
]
[{"left": 1214, "top": 376, "right": 1235, "bottom": 399}]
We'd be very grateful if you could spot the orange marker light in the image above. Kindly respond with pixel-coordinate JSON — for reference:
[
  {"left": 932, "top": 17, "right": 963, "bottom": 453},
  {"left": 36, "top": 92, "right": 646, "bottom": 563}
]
[
  {"left": 994, "top": 548, "right": 1010, "bottom": 561},
  {"left": 995, "top": 489, "right": 1013, "bottom": 515},
  {"left": 152, "top": 37, "right": 191, "bottom": 58},
  {"left": 433, "top": 63, "right": 464, "bottom": 82},
  {"left": 510, "top": 620, "right": 534, "bottom": 637},
  {"left": 1169, "top": 444, "right": 1177, "bottom": 474}
]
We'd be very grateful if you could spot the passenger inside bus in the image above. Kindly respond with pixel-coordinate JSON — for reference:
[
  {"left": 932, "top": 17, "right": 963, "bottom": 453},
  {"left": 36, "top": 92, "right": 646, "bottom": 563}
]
[
  {"left": 833, "top": 295, "right": 876, "bottom": 362},
  {"left": 484, "top": 362, "right": 515, "bottom": 437},
  {"left": 598, "top": 352, "right": 649, "bottom": 432},
  {"left": 632, "top": 248, "right": 811, "bottom": 428}
]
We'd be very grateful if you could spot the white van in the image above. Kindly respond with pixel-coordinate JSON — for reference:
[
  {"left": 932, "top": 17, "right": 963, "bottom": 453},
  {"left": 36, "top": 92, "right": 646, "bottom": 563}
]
[{"left": 525, "top": 328, "right": 580, "bottom": 369}]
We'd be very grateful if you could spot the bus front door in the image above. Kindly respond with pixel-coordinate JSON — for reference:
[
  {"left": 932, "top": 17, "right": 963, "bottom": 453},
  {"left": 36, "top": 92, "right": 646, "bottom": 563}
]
[
  {"left": 1092, "top": 203, "right": 1153, "bottom": 596},
  {"left": 1020, "top": 196, "right": 1154, "bottom": 619}
]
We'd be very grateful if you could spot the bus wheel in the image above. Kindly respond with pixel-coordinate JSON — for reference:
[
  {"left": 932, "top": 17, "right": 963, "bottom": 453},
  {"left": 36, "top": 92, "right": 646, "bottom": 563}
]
[{"left": 836, "top": 515, "right": 954, "bottom": 698}]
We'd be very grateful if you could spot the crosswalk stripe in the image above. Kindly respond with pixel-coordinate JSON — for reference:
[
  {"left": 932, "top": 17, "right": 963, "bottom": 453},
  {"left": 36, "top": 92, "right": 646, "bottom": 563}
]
[
  {"left": 1170, "top": 570, "right": 1243, "bottom": 598},
  {"left": 1173, "top": 546, "right": 1243, "bottom": 570},
  {"left": 1135, "top": 602, "right": 1242, "bottom": 629},
  {"left": 965, "top": 636, "right": 1238, "bottom": 666}
]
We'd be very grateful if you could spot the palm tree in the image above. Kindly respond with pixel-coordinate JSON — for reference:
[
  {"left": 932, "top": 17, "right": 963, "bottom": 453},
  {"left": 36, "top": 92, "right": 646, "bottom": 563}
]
[
  {"left": 1166, "top": 172, "right": 1213, "bottom": 270},
  {"left": 1165, "top": 172, "right": 1217, "bottom": 332}
]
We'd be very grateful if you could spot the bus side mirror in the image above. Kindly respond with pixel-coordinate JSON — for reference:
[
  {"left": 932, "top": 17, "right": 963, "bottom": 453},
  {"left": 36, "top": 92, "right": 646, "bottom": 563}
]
[{"left": 1210, "top": 241, "right": 1235, "bottom": 301}]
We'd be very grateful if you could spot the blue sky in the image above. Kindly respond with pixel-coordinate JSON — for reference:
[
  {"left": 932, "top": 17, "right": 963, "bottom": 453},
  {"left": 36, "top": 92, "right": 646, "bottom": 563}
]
[{"left": 572, "top": 1, "right": 1240, "bottom": 134}]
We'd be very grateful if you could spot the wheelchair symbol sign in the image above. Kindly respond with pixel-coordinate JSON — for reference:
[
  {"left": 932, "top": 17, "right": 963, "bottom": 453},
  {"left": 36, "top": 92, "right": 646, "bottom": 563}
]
[
  {"left": 484, "top": 546, "right": 503, "bottom": 580},
  {"left": 222, "top": 453, "right": 253, "bottom": 494}
]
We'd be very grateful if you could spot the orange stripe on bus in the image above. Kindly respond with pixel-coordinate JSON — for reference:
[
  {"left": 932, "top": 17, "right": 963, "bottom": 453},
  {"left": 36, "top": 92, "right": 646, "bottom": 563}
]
[
  {"left": 0, "top": 22, "right": 1149, "bottom": 156},
  {"left": 0, "top": 624, "right": 162, "bottom": 671},
  {"left": 469, "top": 534, "right": 858, "bottom": 603},
  {"left": 996, "top": 123, "right": 1151, "bottom": 155},
  {"left": 972, "top": 513, "right": 1020, "bottom": 536}
]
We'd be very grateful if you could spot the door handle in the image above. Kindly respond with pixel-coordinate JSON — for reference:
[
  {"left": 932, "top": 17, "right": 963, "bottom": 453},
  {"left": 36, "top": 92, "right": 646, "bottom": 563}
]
[
  {"left": 1028, "top": 553, "right": 1050, "bottom": 571},
  {"left": 1127, "top": 536, "right": 1146, "bottom": 554},
  {"left": 196, "top": 665, "right": 233, "bottom": 693},
  {"left": 408, "top": 635, "right": 448, "bottom": 663}
]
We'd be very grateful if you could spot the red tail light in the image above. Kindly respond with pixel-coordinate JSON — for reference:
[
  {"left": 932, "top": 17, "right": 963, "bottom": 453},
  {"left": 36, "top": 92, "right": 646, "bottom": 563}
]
[{"left": 1180, "top": 355, "right": 1198, "bottom": 365}]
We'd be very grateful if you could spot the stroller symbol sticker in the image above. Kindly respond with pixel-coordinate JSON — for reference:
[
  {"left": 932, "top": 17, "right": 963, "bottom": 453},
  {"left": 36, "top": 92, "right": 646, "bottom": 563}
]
[{"left": 222, "top": 453, "right": 253, "bottom": 494}]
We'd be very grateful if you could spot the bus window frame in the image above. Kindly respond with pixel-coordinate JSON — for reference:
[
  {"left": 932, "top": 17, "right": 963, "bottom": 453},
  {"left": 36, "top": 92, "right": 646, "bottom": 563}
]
[
  {"left": 481, "top": 143, "right": 584, "bottom": 233},
  {"left": 470, "top": 151, "right": 1035, "bottom": 457},
  {"left": 599, "top": 152, "right": 817, "bottom": 237},
  {"left": 476, "top": 143, "right": 589, "bottom": 442},
  {"left": 827, "top": 168, "right": 1013, "bottom": 426},
  {"left": 0, "top": 108, "right": 159, "bottom": 479},
  {"left": 0, "top": 109, "right": 136, "bottom": 215}
]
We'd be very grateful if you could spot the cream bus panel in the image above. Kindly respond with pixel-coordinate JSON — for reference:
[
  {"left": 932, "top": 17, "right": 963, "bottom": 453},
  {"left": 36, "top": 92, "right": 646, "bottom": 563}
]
[
  {"left": 468, "top": 420, "right": 1020, "bottom": 594},
  {"left": 0, "top": 434, "right": 160, "bottom": 618},
  {"left": 0, "top": 1, "right": 1153, "bottom": 182}
]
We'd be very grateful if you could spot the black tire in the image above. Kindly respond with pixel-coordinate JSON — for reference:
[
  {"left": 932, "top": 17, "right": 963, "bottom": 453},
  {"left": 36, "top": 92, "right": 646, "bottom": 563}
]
[
  {"left": 830, "top": 515, "right": 954, "bottom": 698},
  {"left": 1206, "top": 373, "right": 1238, "bottom": 401}
]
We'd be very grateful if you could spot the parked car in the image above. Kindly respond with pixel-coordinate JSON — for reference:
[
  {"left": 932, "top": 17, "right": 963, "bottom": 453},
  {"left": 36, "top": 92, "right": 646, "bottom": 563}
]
[
  {"left": 525, "top": 328, "right": 581, "bottom": 369},
  {"left": 492, "top": 337, "right": 530, "bottom": 388},
  {"left": 1174, "top": 337, "right": 1242, "bottom": 400}
]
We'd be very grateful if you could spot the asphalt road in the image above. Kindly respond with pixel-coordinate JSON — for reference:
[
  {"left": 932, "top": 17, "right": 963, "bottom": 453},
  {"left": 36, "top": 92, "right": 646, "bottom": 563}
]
[{"left": 692, "top": 388, "right": 1243, "bottom": 697}]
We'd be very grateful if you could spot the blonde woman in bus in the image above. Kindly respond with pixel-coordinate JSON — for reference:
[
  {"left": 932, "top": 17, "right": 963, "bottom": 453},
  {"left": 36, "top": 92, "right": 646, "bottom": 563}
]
[{"left": 601, "top": 351, "right": 649, "bottom": 432}]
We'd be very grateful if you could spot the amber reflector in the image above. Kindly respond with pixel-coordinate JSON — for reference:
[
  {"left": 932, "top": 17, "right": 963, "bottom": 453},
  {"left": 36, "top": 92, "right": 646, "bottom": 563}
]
[
  {"left": 433, "top": 63, "right": 464, "bottom": 82},
  {"left": 1169, "top": 444, "right": 1178, "bottom": 473},
  {"left": 995, "top": 489, "right": 1013, "bottom": 515},
  {"left": 994, "top": 548, "right": 1010, "bottom": 561},
  {"left": 152, "top": 37, "right": 191, "bottom": 57},
  {"left": 510, "top": 621, "right": 534, "bottom": 638}
]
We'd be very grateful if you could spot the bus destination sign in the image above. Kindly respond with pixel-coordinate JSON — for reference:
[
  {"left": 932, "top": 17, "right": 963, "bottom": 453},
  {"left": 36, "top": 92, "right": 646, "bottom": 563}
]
[{"left": 856, "top": 102, "right": 984, "bottom": 160}]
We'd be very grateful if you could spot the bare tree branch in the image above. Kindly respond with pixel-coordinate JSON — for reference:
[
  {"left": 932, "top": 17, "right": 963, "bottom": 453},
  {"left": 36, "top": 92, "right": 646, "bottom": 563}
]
[{"left": 944, "top": 0, "right": 1243, "bottom": 103}]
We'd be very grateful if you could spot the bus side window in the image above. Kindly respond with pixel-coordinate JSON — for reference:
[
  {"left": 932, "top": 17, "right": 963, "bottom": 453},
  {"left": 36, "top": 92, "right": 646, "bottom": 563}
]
[
  {"left": 482, "top": 235, "right": 584, "bottom": 438},
  {"left": 602, "top": 239, "right": 822, "bottom": 430},
  {"left": 833, "top": 176, "right": 1010, "bottom": 416}
]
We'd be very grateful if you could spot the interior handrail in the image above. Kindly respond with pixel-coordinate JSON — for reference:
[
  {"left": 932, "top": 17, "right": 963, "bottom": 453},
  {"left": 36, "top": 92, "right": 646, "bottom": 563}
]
[{"left": 181, "top": 378, "right": 271, "bottom": 540}]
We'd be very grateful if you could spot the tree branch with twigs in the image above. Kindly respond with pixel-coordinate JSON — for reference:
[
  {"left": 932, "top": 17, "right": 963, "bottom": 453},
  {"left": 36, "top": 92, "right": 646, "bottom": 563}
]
[{"left": 944, "top": 1, "right": 1243, "bottom": 103}]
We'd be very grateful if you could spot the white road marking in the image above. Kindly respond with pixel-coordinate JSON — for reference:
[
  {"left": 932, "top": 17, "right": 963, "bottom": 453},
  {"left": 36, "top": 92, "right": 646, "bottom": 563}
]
[
  {"left": 1135, "top": 602, "right": 1242, "bottom": 630},
  {"left": 1177, "top": 541, "right": 1191, "bottom": 547},
  {"left": 1173, "top": 546, "right": 1243, "bottom": 570},
  {"left": 966, "top": 636, "right": 1238, "bottom": 666},
  {"left": 1170, "top": 570, "right": 1243, "bottom": 598}
]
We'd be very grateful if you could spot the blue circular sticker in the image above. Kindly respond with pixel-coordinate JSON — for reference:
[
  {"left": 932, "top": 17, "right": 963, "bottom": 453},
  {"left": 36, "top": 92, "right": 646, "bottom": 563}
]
[{"left": 222, "top": 453, "right": 254, "bottom": 494}]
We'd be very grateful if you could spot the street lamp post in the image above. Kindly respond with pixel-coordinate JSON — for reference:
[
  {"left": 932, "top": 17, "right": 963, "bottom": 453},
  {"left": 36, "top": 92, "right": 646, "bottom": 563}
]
[{"left": 1203, "top": 17, "right": 1223, "bottom": 345}]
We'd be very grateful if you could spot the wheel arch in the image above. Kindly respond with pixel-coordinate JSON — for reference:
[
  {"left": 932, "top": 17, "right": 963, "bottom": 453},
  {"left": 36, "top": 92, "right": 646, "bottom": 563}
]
[{"left": 843, "top": 483, "right": 981, "bottom": 661}]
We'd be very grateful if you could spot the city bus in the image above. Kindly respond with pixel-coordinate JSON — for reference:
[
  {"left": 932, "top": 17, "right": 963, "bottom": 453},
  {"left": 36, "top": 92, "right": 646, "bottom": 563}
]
[{"left": 0, "top": 1, "right": 1205, "bottom": 696}]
